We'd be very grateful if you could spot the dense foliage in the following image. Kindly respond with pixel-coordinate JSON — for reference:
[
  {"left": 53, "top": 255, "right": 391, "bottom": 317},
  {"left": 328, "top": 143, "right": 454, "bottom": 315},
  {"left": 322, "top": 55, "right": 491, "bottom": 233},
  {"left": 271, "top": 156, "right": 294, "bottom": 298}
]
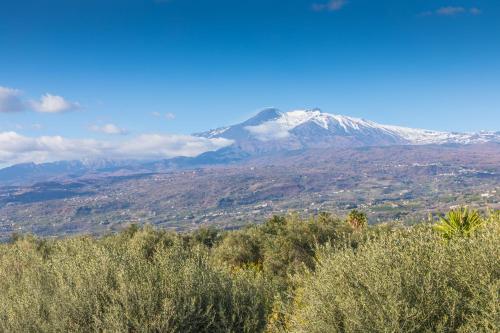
[
  {"left": 0, "top": 209, "right": 498, "bottom": 332},
  {"left": 282, "top": 225, "right": 499, "bottom": 332}
]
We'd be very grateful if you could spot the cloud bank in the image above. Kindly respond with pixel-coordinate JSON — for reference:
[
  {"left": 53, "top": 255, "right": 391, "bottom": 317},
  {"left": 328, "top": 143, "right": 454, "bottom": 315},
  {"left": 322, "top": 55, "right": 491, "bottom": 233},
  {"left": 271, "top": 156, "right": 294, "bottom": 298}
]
[{"left": 0, "top": 132, "right": 233, "bottom": 166}]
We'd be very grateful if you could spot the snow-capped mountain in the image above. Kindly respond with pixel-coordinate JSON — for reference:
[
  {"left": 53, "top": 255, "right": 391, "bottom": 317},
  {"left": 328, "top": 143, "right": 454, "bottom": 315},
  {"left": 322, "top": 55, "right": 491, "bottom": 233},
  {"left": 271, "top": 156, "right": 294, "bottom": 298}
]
[
  {"left": 1, "top": 108, "right": 498, "bottom": 186},
  {"left": 196, "top": 108, "right": 499, "bottom": 151}
]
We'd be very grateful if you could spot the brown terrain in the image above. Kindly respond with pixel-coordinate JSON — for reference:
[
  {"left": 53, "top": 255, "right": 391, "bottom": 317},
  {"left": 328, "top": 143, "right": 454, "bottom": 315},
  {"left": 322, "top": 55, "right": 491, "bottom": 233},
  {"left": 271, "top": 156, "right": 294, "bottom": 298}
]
[{"left": 0, "top": 143, "right": 498, "bottom": 240}]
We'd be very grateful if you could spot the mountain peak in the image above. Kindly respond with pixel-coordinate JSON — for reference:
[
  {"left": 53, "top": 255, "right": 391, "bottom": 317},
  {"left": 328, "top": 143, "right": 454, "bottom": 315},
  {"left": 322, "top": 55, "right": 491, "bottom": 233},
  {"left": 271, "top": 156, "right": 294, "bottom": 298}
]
[{"left": 242, "top": 108, "right": 283, "bottom": 126}]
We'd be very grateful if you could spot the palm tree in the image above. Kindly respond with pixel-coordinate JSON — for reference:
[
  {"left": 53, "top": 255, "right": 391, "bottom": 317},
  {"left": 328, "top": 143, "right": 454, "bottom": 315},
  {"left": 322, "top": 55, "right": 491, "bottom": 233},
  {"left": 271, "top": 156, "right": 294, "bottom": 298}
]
[
  {"left": 347, "top": 209, "right": 367, "bottom": 230},
  {"left": 434, "top": 207, "right": 484, "bottom": 239}
]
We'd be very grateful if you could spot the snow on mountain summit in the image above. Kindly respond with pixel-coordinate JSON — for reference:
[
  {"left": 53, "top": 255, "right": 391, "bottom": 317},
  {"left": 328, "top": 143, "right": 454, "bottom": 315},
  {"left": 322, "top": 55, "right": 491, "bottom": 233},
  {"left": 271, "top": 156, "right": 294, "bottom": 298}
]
[{"left": 196, "top": 108, "right": 499, "bottom": 148}]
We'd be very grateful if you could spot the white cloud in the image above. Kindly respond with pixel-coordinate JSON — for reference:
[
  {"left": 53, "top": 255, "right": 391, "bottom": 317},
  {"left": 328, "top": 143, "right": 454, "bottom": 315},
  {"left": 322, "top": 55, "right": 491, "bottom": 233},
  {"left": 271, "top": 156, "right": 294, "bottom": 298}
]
[
  {"left": 0, "top": 86, "right": 26, "bottom": 113},
  {"left": 90, "top": 123, "right": 128, "bottom": 135},
  {"left": 0, "top": 86, "right": 81, "bottom": 114},
  {"left": 0, "top": 132, "right": 104, "bottom": 165},
  {"left": 312, "top": 0, "right": 347, "bottom": 12},
  {"left": 114, "top": 134, "right": 231, "bottom": 160},
  {"left": 0, "top": 131, "right": 233, "bottom": 166},
  {"left": 245, "top": 122, "right": 291, "bottom": 141},
  {"left": 30, "top": 93, "right": 81, "bottom": 113}
]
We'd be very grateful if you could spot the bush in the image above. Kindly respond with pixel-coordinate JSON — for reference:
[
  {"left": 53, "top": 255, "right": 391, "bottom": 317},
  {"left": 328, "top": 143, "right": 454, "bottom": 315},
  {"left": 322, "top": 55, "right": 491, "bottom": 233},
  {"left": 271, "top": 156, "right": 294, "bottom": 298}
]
[
  {"left": 283, "top": 223, "right": 500, "bottom": 332},
  {"left": 215, "top": 213, "right": 354, "bottom": 279},
  {"left": 0, "top": 230, "right": 272, "bottom": 332}
]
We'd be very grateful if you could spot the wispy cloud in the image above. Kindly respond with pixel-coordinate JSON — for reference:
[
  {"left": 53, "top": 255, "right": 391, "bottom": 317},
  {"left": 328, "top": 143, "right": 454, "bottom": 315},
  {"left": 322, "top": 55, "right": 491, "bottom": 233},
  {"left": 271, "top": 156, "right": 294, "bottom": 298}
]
[
  {"left": 437, "top": 6, "right": 466, "bottom": 16},
  {"left": 8, "top": 123, "right": 44, "bottom": 131},
  {"left": 0, "top": 86, "right": 25, "bottom": 113},
  {"left": 0, "top": 131, "right": 234, "bottom": 166},
  {"left": 152, "top": 112, "right": 176, "bottom": 120},
  {"left": 420, "top": 6, "right": 482, "bottom": 17},
  {"left": 312, "top": 0, "right": 348, "bottom": 12},
  {"left": 469, "top": 8, "right": 482, "bottom": 15},
  {"left": 90, "top": 123, "right": 129, "bottom": 135}
]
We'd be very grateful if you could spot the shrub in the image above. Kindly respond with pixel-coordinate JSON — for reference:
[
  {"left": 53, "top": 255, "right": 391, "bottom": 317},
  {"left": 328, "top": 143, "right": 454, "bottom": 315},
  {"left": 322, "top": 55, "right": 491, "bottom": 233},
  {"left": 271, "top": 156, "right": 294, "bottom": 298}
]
[
  {"left": 283, "top": 223, "right": 500, "bottom": 332},
  {"left": 215, "top": 230, "right": 262, "bottom": 269},
  {"left": 185, "top": 226, "right": 223, "bottom": 248},
  {"left": 215, "top": 213, "right": 353, "bottom": 279},
  {"left": 0, "top": 231, "right": 272, "bottom": 332}
]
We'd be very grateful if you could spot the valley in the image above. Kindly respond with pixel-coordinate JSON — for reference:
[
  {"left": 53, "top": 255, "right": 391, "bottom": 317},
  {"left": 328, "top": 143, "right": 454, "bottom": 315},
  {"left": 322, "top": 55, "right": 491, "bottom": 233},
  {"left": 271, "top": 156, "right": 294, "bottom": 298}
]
[{"left": 1, "top": 143, "right": 498, "bottom": 240}]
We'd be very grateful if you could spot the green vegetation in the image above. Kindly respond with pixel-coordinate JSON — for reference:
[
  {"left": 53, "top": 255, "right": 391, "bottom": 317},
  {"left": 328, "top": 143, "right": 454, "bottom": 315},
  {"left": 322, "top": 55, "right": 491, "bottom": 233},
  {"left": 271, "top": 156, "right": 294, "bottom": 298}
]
[
  {"left": 0, "top": 209, "right": 498, "bottom": 332},
  {"left": 434, "top": 206, "right": 485, "bottom": 239},
  {"left": 282, "top": 225, "right": 499, "bottom": 332}
]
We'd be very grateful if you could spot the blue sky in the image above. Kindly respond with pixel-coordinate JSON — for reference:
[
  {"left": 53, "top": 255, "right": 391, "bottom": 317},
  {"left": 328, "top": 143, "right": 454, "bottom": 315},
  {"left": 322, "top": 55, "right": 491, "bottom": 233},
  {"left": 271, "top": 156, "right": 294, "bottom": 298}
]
[{"left": 0, "top": 0, "right": 499, "bottom": 165}]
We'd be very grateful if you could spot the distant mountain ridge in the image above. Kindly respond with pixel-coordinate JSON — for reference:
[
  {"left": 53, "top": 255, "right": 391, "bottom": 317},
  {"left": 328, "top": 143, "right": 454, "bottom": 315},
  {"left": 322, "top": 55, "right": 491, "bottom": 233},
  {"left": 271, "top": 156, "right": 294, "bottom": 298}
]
[
  {"left": 196, "top": 108, "right": 500, "bottom": 149},
  {"left": 1, "top": 108, "right": 498, "bottom": 186}
]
